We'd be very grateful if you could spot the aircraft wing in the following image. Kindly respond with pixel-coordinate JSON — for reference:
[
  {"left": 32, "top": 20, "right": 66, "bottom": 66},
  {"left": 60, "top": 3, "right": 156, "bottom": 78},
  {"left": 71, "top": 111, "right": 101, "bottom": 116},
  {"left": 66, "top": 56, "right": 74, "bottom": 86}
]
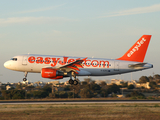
[
  {"left": 58, "top": 58, "right": 87, "bottom": 73},
  {"left": 46, "top": 58, "right": 87, "bottom": 74},
  {"left": 128, "top": 63, "right": 147, "bottom": 68}
]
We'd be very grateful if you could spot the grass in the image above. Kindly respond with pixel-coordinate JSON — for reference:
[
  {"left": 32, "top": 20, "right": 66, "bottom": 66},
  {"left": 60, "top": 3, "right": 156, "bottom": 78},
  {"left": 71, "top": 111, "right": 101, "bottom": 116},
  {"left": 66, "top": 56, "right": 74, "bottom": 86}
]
[{"left": 0, "top": 103, "right": 160, "bottom": 120}]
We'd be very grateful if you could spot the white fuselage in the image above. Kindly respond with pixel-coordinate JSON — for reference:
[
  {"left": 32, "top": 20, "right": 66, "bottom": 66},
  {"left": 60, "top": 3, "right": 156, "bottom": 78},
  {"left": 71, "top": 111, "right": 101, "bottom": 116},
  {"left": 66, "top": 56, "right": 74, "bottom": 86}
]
[{"left": 4, "top": 54, "right": 153, "bottom": 77}]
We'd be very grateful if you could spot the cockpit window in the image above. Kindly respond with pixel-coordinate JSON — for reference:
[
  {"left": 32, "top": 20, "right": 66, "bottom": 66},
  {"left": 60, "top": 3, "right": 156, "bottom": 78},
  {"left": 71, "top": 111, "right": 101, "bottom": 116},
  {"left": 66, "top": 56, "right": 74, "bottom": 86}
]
[{"left": 10, "top": 58, "right": 17, "bottom": 61}]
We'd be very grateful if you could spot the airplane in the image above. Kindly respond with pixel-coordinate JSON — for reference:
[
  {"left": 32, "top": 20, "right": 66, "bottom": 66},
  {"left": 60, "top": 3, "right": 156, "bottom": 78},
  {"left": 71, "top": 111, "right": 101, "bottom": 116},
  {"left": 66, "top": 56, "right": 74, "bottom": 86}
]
[{"left": 4, "top": 35, "right": 153, "bottom": 85}]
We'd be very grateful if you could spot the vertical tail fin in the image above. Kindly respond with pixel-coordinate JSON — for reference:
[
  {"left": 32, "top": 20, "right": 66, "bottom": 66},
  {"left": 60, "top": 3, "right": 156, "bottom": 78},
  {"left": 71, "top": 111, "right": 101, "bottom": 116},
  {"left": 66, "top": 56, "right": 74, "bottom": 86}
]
[{"left": 117, "top": 35, "right": 152, "bottom": 62}]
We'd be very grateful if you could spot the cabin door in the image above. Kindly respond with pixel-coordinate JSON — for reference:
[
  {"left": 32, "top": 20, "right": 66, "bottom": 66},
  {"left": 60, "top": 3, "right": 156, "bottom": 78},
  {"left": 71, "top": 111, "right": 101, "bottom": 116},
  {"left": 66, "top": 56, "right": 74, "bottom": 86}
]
[
  {"left": 114, "top": 61, "right": 119, "bottom": 71},
  {"left": 22, "top": 56, "right": 28, "bottom": 65}
]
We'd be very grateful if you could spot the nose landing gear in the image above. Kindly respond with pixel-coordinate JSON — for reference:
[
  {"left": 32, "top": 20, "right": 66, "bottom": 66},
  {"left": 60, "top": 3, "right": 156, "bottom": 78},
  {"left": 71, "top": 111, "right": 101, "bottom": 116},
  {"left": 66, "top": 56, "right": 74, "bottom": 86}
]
[{"left": 23, "top": 72, "right": 28, "bottom": 81}]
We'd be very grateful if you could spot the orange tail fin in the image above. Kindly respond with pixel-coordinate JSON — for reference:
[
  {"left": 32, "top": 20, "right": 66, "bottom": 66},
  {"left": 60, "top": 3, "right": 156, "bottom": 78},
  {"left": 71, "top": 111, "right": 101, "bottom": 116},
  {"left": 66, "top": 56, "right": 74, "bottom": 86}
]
[{"left": 116, "top": 35, "right": 152, "bottom": 62}]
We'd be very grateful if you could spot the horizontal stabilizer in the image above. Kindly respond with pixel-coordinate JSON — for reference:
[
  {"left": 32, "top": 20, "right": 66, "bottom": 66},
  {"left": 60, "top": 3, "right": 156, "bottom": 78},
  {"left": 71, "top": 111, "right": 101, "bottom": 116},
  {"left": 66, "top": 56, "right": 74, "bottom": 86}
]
[{"left": 128, "top": 63, "right": 147, "bottom": 68}]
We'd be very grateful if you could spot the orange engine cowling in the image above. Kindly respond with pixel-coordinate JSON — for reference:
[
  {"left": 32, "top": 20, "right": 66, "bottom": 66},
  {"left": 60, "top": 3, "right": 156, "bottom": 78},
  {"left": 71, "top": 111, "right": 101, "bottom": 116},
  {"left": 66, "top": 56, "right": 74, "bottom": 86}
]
[
  {"left": 41, "top": 68, "right": 63, "bottom": 79},
  {"left": 50, "top": 76, "right": 63, "bottom": 79}
]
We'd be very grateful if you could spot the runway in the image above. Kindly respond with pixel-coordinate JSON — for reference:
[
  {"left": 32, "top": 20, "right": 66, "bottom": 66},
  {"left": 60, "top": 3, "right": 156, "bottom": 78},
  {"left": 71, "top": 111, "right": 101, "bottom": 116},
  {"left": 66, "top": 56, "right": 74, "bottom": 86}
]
[{"left": 0, "top": 100, "right": 160, "bottom": 105}]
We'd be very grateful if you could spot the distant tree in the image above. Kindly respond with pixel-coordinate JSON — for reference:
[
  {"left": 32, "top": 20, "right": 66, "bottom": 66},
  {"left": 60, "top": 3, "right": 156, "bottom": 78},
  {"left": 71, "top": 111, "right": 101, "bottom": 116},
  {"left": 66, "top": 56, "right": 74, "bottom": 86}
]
[
  {"left": 149, "top": 81, "right": 157, "bottom": 89},
  {"left": 9, "top": 86, "right": 15, "bottom": 90},
  {"left": 49, "top": 91, "right": 59, "bottom": 98},
  {"left": 15, "top": 85, "right": 22, "bottom": 90},
  {"left": 58, "top": 91, "right": 68, "bottom": 98},
  {"left": 130, "top": 91, "right": 145, "bottom": 97},
  {"left": 41, "top": 84, "right": 52, "bottom": 97},
  {"left": 32, "top": 91, "right": 41, "bottom": 98},
  {"left": 69, "top": 84, "right": 81, "bottom": 95},
  {"left": 84, "top": 78, "right": 92, "bottom": 84},
  {"left": 156, "top": 79, "right": 160, "bottom": 83},
  {"left": 79, "top": 88, "right": 93, "bottom": 98},
  {"left": 100, "top": 88, "right": 108, "bottom": 97},
  {"left": 141, "top": 86, "right": 145, "bottom": 89},
  {"left": 64, "top": 85, "right": 70, "bottom": 91},
  {"left": 41, "top": 91, "right": 49, "bottom": 98},
  {"left": 68, "top": 92, "right": 74, "bottom": 98},
  {"left": 32, "top": 91, "right": 48, "bottom": 98},
  {"left": 35, "top": 86, "right": 41, "bottom": 89},
  {"left": 111, "top": 94, "right": 117, "bottom": 97},
  {"left": 118, "top": 85, "right": 122, "bottom": 88},
  {"left": 88, "top": 81, "right": 101, "bottom": 93},
  {"left": 126, "top": 91, "right": 145, "bottom": 99},
  {"left": 1, "top": 85, "right": 6, "bottom": 90},
  {"left": 99, "top": 81, "right": 107, "bottom": 87},
  {"left": 22, "top": 84, "right": 27, "bottom": 87},
  {"left": 26, "top": 93, "right": 32, "bottom": 99},
  {"left": 139, "top": 76, "right": 149, "bottom": 83},
  {"left": 12, "top": 93, "right": 23, "bottom": 99},
  {"left": 148, "top": 76, "right": 154, "bottom": 81},
  {"left": 81, "top": 81, "right": 88, "bottom": 85},
  {"left": 0, "top": 97, "right": 4, "bottom": 100},
  {"left": 1, "top": 90, "right": 25, "bottom": 99},
  {"left": 125, "top": 94, "right": 131, "bottom": 97},
  {"left": 11, "top": 89, "right": 25, "bottom": 99},
  {"left": 154, "top": 74, "right": 160, "bottom": 79},
  {"left": 1, "top": 90, "right": 11, "bottom": 100},
  {"left": 42, "top": 84, "right": 52, "bottom": 93},
  {"left": 127, "top": 84, "right": 135, "bottom": 89},
  {"left": 26, "top": 86, "right": 35, "bottom": 89},
  {"left": 107, "top": 84, "right": 120, "bottom": 94},
  {"left": 121, "top": 82, "right": 128, "bottom": 88}
]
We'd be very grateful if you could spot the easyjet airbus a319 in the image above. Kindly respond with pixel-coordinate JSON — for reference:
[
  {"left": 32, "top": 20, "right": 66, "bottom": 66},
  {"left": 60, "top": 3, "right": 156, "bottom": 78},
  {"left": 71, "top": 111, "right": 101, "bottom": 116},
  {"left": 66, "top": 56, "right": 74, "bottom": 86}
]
[{"left": 4, "top": 35, "right": 153, "bottom": 85}]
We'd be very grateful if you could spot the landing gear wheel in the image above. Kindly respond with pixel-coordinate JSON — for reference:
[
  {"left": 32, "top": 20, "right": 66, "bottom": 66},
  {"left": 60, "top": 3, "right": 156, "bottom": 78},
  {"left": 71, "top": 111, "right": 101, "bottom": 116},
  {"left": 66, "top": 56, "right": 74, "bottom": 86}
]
[
  {"left": 23, "top": 72, "right": 28, "bottom": 82},
  {"left": 73, "top": 80, "right": 78, "bottom": 85},
  {"left": 69, "top": 79, "right": 74, "bottom": 84},
  {"left": 23, "top": 78, "right": 27, "bottom": 81}
]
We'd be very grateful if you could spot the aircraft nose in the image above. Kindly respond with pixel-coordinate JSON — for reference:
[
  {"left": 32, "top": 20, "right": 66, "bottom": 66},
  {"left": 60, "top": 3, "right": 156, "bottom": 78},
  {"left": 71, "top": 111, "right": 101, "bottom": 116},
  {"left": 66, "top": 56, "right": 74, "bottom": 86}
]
[{"left": 4, "top": 61, "right": 11, "bottom": 69}]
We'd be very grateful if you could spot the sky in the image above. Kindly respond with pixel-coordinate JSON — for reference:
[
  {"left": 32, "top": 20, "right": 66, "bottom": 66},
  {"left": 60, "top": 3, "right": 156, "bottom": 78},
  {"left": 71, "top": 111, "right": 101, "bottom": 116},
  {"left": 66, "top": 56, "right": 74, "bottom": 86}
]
[{"left": 0, "top": 0, "right": 160, "bottom": 83}]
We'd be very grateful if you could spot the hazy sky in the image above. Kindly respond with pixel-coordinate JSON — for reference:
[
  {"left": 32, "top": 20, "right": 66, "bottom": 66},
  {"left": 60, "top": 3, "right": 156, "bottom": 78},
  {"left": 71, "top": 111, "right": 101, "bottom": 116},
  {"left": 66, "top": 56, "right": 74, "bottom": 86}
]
[{"left": 1, "top": 0, "right": 160, "bottom": 83}]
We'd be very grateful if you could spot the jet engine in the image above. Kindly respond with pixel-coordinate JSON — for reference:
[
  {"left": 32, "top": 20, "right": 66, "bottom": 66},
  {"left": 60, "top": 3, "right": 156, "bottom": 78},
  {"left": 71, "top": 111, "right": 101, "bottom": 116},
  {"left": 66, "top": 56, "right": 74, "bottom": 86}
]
[{"left": 41, "top": 68, "right": 63, "bottom": 79}]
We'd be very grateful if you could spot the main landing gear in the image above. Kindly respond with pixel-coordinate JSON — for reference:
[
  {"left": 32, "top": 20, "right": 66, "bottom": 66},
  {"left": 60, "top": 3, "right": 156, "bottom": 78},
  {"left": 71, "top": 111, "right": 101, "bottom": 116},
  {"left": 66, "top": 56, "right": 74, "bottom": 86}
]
[
  {"left": 69, "top": 79, "right": 78, "bottom": 85},
  {"left": 68, "top": 72, "right": 78, "bottom": 85},
  {"left": 23, "top": 72, "right": 28, "bottom": 81}
]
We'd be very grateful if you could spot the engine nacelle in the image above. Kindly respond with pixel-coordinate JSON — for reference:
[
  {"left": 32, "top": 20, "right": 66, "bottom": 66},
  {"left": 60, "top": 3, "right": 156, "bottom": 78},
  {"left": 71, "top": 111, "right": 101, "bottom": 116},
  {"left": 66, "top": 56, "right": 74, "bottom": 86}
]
[
  {"left": 41, "top": 68, "right": 63, "bottom": 79},
  {"left": 50, "top": 76, "right": 63, "bottom": 79}
]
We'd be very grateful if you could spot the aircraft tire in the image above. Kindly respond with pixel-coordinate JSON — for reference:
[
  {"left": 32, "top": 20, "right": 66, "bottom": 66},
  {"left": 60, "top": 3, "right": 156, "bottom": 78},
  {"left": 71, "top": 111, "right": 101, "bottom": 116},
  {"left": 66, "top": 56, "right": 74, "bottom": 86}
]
[
  {"left": 69, "top": 79, "right": 74, "bottom": 84},
  {"left": 23, "top": 78, "right": 27, "bottom": 81},
  {"left": 73, "top": 80, "right": 78, "bottom": 85}
]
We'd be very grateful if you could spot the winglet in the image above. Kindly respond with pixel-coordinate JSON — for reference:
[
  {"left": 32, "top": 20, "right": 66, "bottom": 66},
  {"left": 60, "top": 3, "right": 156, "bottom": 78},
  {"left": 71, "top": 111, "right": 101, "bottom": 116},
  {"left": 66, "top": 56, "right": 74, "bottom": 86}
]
[{"left": 116, "top": 35, "right": 152, "bottom": 62}]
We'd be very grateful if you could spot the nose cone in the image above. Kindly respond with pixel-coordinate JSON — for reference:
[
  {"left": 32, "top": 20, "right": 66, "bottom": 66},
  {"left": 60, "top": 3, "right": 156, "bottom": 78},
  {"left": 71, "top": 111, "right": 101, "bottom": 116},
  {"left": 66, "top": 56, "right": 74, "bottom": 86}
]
[{"left": 4, "top": 61, "right": 11, "bottom": 69}]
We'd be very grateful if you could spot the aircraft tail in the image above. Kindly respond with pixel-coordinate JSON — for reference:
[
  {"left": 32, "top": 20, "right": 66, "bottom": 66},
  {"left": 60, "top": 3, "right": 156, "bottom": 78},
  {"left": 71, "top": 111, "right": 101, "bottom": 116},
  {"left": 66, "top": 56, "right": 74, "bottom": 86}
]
[{"left": 116, "top": 35, "right": 152, "bottom": 62}]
